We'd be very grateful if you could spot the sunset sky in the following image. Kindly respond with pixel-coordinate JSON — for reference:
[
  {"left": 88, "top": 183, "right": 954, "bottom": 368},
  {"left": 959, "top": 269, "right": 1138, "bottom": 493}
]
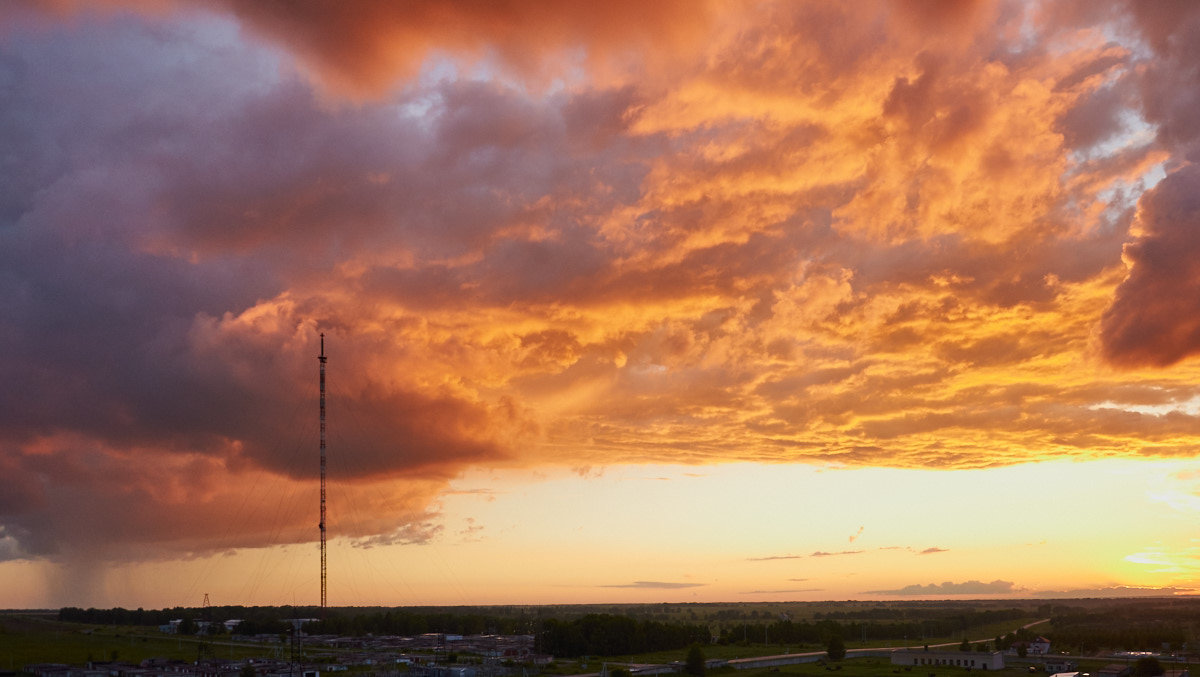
[{"left": 3, "top": 0, "right": 1200, "bottom": 610}]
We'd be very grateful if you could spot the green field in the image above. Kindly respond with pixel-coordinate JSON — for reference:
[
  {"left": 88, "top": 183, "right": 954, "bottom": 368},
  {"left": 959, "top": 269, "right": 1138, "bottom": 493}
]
[
  {"left": 0, "top": 614, "right": 272, "bottom": 668},
  {"left": 548, "top": 656, "right": 1051, "bottom": 677},
  {"left": 730, "top": 657, "right": 1041, "bottom": 677}
]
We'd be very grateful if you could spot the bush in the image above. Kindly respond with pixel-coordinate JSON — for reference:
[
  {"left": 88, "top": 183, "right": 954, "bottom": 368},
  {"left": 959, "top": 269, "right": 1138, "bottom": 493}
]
[
  {"left": 827, "top": 635, "right": 846, "bottom": 660},
  {"left": 1133, "top": 657, "right": 1164, "bottom": 677}
]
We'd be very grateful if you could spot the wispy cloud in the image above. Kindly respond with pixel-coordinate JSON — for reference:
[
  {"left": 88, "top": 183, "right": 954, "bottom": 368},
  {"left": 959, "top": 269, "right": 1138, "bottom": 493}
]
[
  {"left": 849, "top": 526, "right": 865, "bottom": 543},
  {"left": 812, "top": 550, "right": 864, "bottom": 557},
  {"left": 741, "top": 588, "right": 824, "bottom": 594},
  {"left": 600, "top": 581, "right": 706, "bottom": 589},
  {"left": 457, "top": 518, "right": 484, "bottom": 543},
  {"left": 353, "top": 521, "right": 444, "bottom": 549},
  {"left": 920, "top": 547, "right": 949, "bottom": 555},
  {"left": 747, "top": 554, "right": 805, "bottom": 561},
  {"left": 1031, "top": 586, "right": 1195, "bottom": 598}
]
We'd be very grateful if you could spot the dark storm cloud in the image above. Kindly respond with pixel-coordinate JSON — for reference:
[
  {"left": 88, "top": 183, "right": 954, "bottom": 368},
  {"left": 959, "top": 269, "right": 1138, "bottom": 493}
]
[
  {"left": 1102, "top": 164, "right": 1200, "bottom": 366},
  {"left": 0, "top": 12, "right": 540, "bottom": 562},
  {"left": 1100, "top": 2, "right": 1200, "bottom": 367}
]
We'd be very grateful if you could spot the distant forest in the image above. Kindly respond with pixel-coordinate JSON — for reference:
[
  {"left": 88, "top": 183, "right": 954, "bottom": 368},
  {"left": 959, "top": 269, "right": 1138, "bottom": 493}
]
[{"left": 58, "top": 598, "right": 1200, "bottom": 657}]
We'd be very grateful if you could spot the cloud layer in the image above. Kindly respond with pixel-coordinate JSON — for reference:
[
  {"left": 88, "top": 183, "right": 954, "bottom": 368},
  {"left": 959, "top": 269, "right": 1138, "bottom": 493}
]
[{"left": 3, "top": 0, "right": 1200, "bottom": 567}]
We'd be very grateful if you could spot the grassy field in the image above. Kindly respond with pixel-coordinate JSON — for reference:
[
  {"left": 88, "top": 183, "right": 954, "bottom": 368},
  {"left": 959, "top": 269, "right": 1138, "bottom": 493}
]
[
  {"left": 602, "top": 617, "right": 1046, "bottom": 666},
  {"left": 547, "top": 656, "right": 1052, "bottom": 677},
  {"left": 0, "top": 614, "right": 273, "bottom": 668}
]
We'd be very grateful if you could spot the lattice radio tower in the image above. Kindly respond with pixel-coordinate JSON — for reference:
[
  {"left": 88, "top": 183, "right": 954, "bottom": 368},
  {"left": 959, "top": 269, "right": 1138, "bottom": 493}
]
[{"left": 318, "top": 333, "right": 327, "bottom": 609}]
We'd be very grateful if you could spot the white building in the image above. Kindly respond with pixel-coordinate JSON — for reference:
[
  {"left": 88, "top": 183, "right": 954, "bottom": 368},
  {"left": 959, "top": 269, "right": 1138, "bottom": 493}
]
[{"left": 891, "top": 650, "right": 1006, "bottom": 671}]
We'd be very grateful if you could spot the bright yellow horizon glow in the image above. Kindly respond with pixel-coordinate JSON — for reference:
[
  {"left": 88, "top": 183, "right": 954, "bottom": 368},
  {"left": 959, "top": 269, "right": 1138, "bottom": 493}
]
[{"left": 3, "top": 458, "right": 1195, "bottom": 609}]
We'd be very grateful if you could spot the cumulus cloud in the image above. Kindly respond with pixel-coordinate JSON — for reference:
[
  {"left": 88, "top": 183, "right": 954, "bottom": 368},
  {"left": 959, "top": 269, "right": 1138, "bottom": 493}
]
[{"left": 867, "top": 580, "right": 1020, "bottom": 596}]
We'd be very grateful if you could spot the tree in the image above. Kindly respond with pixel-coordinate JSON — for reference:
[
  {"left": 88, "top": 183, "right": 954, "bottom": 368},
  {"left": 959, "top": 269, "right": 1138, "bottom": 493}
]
[
  {"left": 240, "top": 664, "right": 256, "bottom": 677},
  {"left": 1133, "top": 657, "right": 1164, "bottom": 677},
  {"left": 960, "top": 638, "right": 970, "bottom": 652},
  {"left": 685, "top": 644, "right": 706, "bottom": 677},
  {"left": 827, "top": 635, "right": 846, "bottom": 660}
]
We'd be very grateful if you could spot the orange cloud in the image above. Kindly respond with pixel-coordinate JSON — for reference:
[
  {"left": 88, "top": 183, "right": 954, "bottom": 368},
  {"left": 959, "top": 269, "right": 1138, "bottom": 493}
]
[
  {"left": 4, "top": 0, "right": 1200, "bottom": 568},
  {"left": 214, "top": 0, "right": 718, "bottom": 97}
]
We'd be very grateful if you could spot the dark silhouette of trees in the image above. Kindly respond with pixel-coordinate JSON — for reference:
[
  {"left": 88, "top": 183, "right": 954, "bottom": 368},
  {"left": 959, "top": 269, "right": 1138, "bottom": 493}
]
[
  {"left": 685, "top": 644, "right": 706, "bottom": 676},
  {"left": 538, "top": 614, "right": 709, "bottom": 657}
]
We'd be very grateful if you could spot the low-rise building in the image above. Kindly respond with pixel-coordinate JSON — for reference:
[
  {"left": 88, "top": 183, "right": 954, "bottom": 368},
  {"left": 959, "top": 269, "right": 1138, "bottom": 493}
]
[{"left": 891, "top": 650, "right": 1005, "bottom": 671}]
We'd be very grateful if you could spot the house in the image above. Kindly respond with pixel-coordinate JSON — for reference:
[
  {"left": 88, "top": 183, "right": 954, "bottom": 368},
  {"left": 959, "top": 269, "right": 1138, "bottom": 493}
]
[
  {"left": 1045, "top": 659, "right": 1077, "bottom": 673},
  {"left": 1009, "top": 638, "right": 1051, "bottom": 657}
]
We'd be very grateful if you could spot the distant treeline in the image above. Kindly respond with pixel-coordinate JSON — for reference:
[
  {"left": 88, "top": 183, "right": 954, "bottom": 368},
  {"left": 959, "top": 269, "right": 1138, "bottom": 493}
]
[
  {"left": 538, "top": 614, "right": 710, "bottom": 657},
  {"left": 814, "top": 607, "right": 1033, "bottom": 624},
  {"left": 716, "top": 608, "right": 1029, "bottom": 646},
  {"left": 58, "top": 605, "right": 542, "bottom": 638},
  {"left": 59, "top": 606, "right": 291, "bottom": 636},
  {"left": 1047, "top": 602, "right": 1197, "bottom": 653},
  {"left": 308, "top": 609, "right": 532, "bottom": 636}
]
